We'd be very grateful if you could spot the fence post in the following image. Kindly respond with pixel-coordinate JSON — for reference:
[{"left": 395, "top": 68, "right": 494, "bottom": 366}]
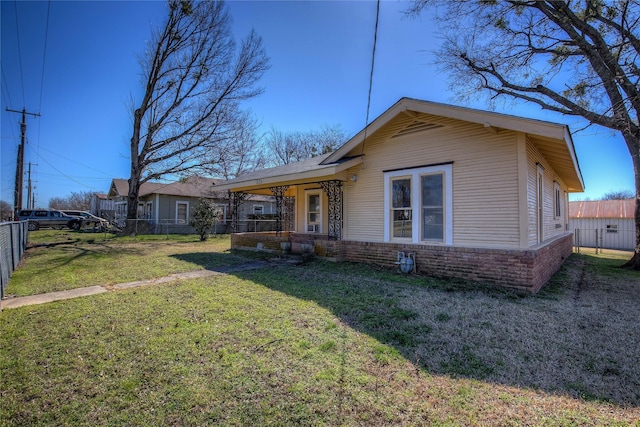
[{"left": 595, "top": 228, "right": 599, "bottom": 254}]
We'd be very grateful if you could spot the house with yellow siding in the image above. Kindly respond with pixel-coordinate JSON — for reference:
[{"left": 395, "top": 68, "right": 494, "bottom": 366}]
[{"left": 215, "top": 98, "right": 584, "bottom": 292}]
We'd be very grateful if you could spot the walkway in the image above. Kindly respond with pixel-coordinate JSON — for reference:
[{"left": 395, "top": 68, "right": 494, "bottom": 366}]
[{"left": 1, "top": 261, "right": 271, "bottom": 310}]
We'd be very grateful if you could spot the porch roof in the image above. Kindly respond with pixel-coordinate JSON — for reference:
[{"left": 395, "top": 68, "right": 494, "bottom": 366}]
[{"left": 212, "top": 154, "right": 363, "bottom": 194}]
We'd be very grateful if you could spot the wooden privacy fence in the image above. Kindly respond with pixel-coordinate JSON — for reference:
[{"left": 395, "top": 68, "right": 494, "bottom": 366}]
[{"left": 0, "top": 221, "right": 29, "bottom": 299}]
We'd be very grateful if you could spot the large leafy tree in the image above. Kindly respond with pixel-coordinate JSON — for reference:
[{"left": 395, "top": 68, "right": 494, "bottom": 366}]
[
  {"left": 127, "top": 0, "right": 269, "bottom": 230},
  {"left": 408, "top": 0, "right": 640, "bottom": 268}
]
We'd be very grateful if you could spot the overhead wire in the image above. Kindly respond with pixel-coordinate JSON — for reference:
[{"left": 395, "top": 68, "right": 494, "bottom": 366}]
[
  {"left": 1, "top": 64, "right": 16, "bottom": 110},
  {"left": 33, "top": 0, "right": 52, "bottom": 206},
  {"left": 13, "top": 0, "right": 26, "bottom": 106},
  {"left": 38, "top": 0, "right": 50, "bottom": 114},
  {"left": 360, "top": 0, "right": 380, "bottom": 159}
]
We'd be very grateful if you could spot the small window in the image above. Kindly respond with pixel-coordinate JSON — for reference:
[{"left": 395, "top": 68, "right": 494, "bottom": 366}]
[
  {"left": 253, "top": 205, "right": 264, "bottom": 215},
  {"left": 306, "top": 191, "right": 321, "bottom": 233},
  {"left": 176, "top": 201, "right": 189, "bottom": 224},
  {"left": 554, "top": 182, "right": 562, "bottom": 219},
  {"left": 391, "top": 178, "right": 412, "bottom": 238},
  {"left": 34, "top": 211, "right": 48, "bottom": 217},
  {"left": 421, "top": 174, "right": 444, "bottom": 241},
  {"left": 216, "top": 205, "right": 227, "bottom": 223}
]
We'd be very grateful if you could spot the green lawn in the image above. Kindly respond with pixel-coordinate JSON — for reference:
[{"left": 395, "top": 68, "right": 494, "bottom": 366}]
[
  {"left": 6, "top": 230, "right": 242, "bottom": 296},
  {"left": 1, "top": 233, "right": 639, "bottom": 425}
]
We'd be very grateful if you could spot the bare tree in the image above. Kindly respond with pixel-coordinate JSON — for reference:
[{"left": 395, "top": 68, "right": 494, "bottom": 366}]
[
  {"left": 49, "top": 191, "right": 93, "bottom": 210},
  {"left": 203, "top": 114, "right": 266, "bottom": 180},
  {"left": 603, "top": 189, "right": 635, "bottom": 200},
  {"left": 0, "top": 200, "right": 13, "bottom": 221},
  {"left": 265, "top": 124, "right": 347, "bottom": 166},
  {"left": 408, "top": 0, "right": 640, "bottom": 268},
  {"left": 127, "top": 0, "right": 269, "bottom": 231}
]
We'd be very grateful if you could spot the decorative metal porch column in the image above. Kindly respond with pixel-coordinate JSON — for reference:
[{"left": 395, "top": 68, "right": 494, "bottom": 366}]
[
  {"left": 269, "top": 185, "right": 290, "bottom": 235},
  {"left": 229, "top": 191, "right": 247, "bottom": 233},
  {"left": 283, "top": 196, "right": 294, "bottom": 232},
  {"left": 319, "top": 180, "right": 342, "bottom": 240}
]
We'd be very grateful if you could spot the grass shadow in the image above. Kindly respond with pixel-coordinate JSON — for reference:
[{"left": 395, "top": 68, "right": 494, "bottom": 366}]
[
  {"left": 170, "top": 251, "right": 266, "bottom": 272},
  {"left": 222, "top": 256, "right": 640, "bottom": 408}
]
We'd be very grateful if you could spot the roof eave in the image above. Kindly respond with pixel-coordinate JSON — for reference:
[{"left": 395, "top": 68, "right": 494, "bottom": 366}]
[{"left": 214, "top": 156, "right": 363, "bottom": 193}]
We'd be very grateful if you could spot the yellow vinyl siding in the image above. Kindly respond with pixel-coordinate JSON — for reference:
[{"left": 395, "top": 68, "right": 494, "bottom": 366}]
[
  {"left": 344, "top": 113, "right": 521, "bottom": 248},
  {"left": 526, "top": 138, "right": 569, "bottom": 246}
]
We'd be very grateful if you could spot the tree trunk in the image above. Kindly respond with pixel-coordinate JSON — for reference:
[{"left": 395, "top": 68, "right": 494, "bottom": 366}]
[
  {"left": 124, "top": 106, "right": 144, "bottom": 237},
  {"left": 622, "top": 134, "right": 640, "bottom": 269},
  {"left": 123, "top": 174, "right": 141, "bottom": 236},
  {"left": 622, "top": 188, "right": 640, "bottom": 269}
]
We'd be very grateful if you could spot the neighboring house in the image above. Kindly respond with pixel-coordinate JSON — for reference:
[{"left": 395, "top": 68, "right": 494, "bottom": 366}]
[
  {"left": 107, "top": 176, "right": 276, "bottom": 234},
  {"left": 569, "top": 199, "right": 635, "bottom": 250},
  {"left": 89, "top": 193, "right": 115, "bottom": 218},
  {"left": 214, "top": 98, "right": 585, "bottom": 292}
]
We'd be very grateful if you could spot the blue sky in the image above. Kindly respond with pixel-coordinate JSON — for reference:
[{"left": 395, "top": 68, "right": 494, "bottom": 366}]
[{"left": 1, "top": 0, "right": 635, "bottom": 208}]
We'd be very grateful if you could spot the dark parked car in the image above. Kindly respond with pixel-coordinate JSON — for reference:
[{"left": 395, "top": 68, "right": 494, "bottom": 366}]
[
  {"left": 63, "top": 210, "right": 109, "bottom": 231},
  {"left": 17, "top": 209, "right": 83, "bottom": 231}
]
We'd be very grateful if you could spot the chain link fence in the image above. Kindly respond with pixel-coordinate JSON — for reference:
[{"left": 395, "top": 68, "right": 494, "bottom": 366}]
[
  {"left": 1, "top": 221, "right": 29, "bottom": 299},
  {"left": 112, "top": 218, "right": 287, "bottom": 235},
  {"left": 573, "top": 227, "right": 634, "bottom": 253}
]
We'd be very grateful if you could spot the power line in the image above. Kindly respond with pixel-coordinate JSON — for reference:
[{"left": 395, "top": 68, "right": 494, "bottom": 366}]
[
  {"left": 360, "top": 0, "right": 380, "bottom": 158},
  {"left": 33, "top": 144, "right": 115, "bottom": 178},
  {"left": 38, "top": 0, "right": 51, "bottom": 114},
  {"left": 13, "top": 0, "right": 26, "bottom": 105},
  {"left": 1, "top": 64, "right": 16, "bottom": 109}
]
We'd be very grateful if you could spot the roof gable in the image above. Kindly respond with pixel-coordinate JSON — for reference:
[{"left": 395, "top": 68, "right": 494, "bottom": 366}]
[{"left": 323, "top": 97, "right": 584, "bottom": 192}]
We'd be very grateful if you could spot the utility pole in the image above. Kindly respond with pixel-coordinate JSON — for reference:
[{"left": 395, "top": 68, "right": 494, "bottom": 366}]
[
  {"left": 27, "top": 162, "right": 38, "bottom": 209},
  {"left": 6, "top": 108, "right": 40, "bottom": 214}
]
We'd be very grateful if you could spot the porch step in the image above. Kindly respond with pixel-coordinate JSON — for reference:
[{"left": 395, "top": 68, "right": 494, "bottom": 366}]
[{"left": 269, "top": 252, "right": 314, "bottom": 265}]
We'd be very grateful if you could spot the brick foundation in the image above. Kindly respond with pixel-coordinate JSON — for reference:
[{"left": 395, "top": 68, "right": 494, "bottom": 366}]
[{"left": 231, "top": 232, "right": 573, "bottom": 293}]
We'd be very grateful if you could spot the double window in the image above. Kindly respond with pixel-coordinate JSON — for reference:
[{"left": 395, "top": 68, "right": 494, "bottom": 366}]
[{"left": 384, "top": 164, "right": 452, "bottom": 244}]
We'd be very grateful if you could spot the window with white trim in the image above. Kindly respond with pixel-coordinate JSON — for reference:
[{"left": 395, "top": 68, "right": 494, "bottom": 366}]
[
  {"left": 305, "top": 190, "right": 321, "bottom": 233},
  {"left": 421, "top": 174, "right": 444, "bottom": 241},
  {"left": 391, "top": 177, "right": 412, "bottom": 238},
  {"left": 176, "top": 201, "right": 189, "bottom": 224},
  {"left": 384, "top": 164, "right": 452, "bottom": 244},
  {"left": 216, "top": 204, "right": 227, "bottom": 223},
  {"left": 253, "top": 205, "right": 264, "bottom": 215}
]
